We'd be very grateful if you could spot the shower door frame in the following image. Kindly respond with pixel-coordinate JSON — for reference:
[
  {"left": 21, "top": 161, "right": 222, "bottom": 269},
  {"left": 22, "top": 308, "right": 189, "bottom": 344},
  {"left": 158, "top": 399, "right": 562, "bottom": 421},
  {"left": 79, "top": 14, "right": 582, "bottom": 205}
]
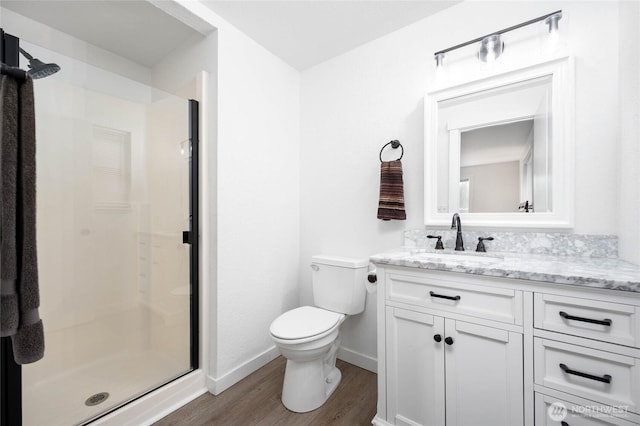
[{"left": 0, "top": 29, "right": 201, "bottom": 426}]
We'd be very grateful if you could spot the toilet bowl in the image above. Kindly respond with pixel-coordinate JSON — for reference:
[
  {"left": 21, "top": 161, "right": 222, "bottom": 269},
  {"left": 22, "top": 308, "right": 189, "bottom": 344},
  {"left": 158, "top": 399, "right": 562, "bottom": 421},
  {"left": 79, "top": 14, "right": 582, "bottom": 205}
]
[
  {"left": 270, "top": 306, "right": 346, "bottom": 412},
  {"left": 269, "top": 255, "right": 368, "bottom": 413}
]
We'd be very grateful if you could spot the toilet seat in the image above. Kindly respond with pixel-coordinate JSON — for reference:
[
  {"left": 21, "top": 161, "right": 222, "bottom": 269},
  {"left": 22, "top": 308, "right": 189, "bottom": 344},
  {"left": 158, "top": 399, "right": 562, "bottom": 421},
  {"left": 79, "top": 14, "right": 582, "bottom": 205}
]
[{"left": 270, "top": 306, "right": 344, "bottom": 341}]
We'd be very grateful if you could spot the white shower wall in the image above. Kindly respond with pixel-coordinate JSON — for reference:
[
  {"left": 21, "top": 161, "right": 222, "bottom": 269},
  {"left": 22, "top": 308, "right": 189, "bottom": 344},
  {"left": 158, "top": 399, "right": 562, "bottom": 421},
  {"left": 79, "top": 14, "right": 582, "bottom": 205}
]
[
  {"left": 12, "top": 36, "right": 193, "bottom": 424},
  {"left": 33, "top": 74, "right": 190, "bottom": 345},
  {"left": 34, "top": 76, "right": 148, "bottom": 334}
]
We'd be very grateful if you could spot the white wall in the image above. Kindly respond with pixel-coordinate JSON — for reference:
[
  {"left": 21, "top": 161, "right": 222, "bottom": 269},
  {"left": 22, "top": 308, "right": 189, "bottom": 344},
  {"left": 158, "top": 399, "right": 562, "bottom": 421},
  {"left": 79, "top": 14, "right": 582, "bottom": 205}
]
[
  {"left": 213, "top": 28, "right": 300, "bottom": 392},
  {"left": 176, "top": 2, "right": 301, "bottom": 394},
  {"left": 212, "top": 34, "right": 301, "bottom": 391},
  {"left": 300, "top": 6, "right": 429, "bottom": 368},
  {"left": 300, "top": 1, "right": 633, "bottom": 367},
  {"left": 617, "top": 1, "right": 640, "bottom": 265}
]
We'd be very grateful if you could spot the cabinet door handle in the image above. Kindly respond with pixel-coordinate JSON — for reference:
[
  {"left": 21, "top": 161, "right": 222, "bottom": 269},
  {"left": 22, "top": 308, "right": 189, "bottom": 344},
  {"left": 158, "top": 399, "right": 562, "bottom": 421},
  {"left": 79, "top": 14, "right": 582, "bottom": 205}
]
[
  {"left": 444, "top": 337, "right": 454, "bottom": 345},
  {"left": 559, "top": 363, "right": 612, "bottom": 384},
  {"left": 559, "top": 311, "right": 612, "bottom": 326},
  {"left": 433, "top": 334, "right": 442, "bottom": 343},
  {"left": 429, "top": 291, "right": 461, "bottom": 301}
]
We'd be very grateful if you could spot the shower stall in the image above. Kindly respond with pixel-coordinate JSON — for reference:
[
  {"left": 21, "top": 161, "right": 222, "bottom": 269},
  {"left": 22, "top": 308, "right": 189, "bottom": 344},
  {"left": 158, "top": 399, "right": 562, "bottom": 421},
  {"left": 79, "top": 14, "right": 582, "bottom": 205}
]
[{"left": 1, "top": 9, "right": 201, "bottom": 424}]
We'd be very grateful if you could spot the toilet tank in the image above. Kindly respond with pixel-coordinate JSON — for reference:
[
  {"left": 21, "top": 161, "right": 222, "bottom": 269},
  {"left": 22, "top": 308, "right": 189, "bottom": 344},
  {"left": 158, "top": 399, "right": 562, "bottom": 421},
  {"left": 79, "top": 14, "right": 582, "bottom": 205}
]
[{"left": 311, "top": 255, "right": 369, "bottom": 315}]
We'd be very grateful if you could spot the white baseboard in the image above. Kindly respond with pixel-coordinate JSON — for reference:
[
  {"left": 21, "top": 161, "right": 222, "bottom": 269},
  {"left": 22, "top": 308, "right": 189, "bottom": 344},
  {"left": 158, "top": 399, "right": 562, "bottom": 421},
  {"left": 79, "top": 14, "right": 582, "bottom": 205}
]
[
  {"left": 207, "top": 346, "right": 280, "bottom": 395},
  {"left": 372, "top": 414, "right": 392, "bottom": 425},
  {"left": 205, "top": 345, "right": 375, "bottom": 397},
  {"left": 94, "top": 370, "right": 206, "bottom": 426},
  {"left": 337, "top": 347, "right": 377, "bottom": 373}
]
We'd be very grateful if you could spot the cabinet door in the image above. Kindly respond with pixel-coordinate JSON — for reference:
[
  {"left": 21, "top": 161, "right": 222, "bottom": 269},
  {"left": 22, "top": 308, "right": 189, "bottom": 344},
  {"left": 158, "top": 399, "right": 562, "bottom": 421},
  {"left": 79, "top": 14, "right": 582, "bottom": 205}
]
[
  {"left": 445, "top": 319, "right": 524, "bottom": 426},
  {"left": 386, "top": 307, "right": 445, "bottom": 426}
]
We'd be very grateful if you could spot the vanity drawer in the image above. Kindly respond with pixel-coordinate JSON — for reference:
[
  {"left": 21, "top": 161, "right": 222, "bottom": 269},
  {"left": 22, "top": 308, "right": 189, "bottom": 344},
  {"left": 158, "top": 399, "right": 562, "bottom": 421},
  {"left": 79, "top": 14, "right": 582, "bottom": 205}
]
[
  {"left": 386, "top": 272, "right": 522, "bottom": 324},
  {"left": 535, "top": 393, "right": 636, "bottom": 426},
  {"left": 534, "top": 293, "right": 639, "bottom": 347},
  {"left": 534, "top": 338, "right": 640, "bottom": 414}
]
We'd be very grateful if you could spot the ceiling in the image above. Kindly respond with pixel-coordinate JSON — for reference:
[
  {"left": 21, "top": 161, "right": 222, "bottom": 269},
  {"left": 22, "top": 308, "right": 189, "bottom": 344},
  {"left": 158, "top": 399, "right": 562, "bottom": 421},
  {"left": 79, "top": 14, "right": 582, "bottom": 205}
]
[
  {"left": 202, "top": 0, "right": 459, "bottom": 70},
  {"left": 2, "top": 0, "right": 459, "bottom": 70},
  {"left": 1, "top": 0, "right": 205, "bottom": 67}
]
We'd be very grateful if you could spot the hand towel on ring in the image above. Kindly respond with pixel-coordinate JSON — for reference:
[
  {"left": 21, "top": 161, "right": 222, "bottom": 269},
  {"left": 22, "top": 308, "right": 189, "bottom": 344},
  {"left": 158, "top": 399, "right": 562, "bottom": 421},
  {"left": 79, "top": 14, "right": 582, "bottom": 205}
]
[{"left": 377, "top": 160, "right": 406, "bottom": 221}]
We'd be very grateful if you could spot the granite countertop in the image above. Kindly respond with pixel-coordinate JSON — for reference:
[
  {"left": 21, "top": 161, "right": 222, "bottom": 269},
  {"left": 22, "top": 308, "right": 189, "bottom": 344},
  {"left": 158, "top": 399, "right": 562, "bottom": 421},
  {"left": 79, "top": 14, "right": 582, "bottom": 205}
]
[{"left": 370, "top": 248, "right": 640, "bottom": 293}]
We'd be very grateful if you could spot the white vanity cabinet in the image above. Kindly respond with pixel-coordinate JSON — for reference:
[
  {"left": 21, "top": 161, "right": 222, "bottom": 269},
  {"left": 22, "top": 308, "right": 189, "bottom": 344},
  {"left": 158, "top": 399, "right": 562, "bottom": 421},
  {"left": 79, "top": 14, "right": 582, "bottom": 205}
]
[
  {"left": 533, "top": 292, "right": 640, "bottom": 426},
  {"left": 376, "top": 267, "right": 525, "bottom": 426},
  {"left": 374, "top": 264, "right": 640, "bottom": 426},
  {"left": 386, "top": 307, "right": 523, "bottom": 426}
]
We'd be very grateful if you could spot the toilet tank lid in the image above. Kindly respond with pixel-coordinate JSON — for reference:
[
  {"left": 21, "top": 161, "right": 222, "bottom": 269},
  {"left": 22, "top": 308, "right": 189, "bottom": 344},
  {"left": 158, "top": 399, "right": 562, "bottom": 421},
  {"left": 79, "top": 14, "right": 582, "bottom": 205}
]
[{"left": 311, "top": 255, "right": 369, "bottom": 268}]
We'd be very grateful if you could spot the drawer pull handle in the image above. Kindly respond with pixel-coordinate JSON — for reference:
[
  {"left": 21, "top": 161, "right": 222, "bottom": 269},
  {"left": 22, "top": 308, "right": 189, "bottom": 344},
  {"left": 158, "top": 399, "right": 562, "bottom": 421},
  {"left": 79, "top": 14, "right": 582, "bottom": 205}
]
[
  {"left": 559, "top": 311, "right": 612, "bottom": 326},
  {"left": 429, "top": 291, "right": 461, "bottom": 301},
  {"left": 559, "top": 363, "right": 612, "bottom": 384}
]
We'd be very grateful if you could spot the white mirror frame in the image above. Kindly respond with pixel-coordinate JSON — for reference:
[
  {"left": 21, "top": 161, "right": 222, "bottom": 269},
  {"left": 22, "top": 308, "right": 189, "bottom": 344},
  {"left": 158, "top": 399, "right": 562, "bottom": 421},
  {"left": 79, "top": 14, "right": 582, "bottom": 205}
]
[{"left": 425, "top": 57, "right": 575, "bottom": 228}]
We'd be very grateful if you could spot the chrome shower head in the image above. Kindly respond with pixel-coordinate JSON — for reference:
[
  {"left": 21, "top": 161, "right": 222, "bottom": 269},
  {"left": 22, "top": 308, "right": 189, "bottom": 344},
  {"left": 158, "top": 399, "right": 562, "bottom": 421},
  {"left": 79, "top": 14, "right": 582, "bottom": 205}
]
[{"left": 19, "top": 47, "right": 60, "bottom": 79}]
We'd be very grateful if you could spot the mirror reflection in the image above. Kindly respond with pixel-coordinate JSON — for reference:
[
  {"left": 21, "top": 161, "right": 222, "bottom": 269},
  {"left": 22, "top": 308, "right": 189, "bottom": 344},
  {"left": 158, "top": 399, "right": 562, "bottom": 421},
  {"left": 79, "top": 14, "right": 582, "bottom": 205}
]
[
  {"left": 459, "top": 119, "right": 549, "bottom": 213},
  {"left": 436, "top": 75, "right": 552, "bottom": 214}
]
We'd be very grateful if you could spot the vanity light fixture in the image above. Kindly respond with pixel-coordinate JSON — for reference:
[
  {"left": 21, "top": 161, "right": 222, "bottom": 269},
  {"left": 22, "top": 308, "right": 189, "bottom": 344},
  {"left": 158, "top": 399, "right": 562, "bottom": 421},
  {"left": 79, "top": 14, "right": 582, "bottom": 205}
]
[
  {"left": 545, "top": 11, "right": 563, "bottom": 44},
  {"left": 434, "top": 10, "right": 562, "bottom": 67},
  {"left": 477, "top": 34, "right": 504, "bottom": 63},
  {"left": 545, "top": 12, "right": 562, "bottom": 34}
]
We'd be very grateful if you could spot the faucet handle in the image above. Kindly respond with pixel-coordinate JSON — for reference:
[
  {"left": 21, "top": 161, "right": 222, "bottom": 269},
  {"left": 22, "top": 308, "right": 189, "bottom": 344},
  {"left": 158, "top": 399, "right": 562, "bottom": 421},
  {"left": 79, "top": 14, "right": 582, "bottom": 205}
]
[
  {"left": 427, "top": 235, "right": 445, "bottom": 250},
  {"left": 476, "top": 237, "right": 494, "bottom": 253}
]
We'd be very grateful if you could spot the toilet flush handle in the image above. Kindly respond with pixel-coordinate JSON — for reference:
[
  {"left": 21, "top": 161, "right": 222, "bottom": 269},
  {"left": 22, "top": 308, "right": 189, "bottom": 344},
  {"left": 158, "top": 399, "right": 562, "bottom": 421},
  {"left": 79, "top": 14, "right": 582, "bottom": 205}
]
[{"left": 310, "top": 264, "right": 320, "bottom": 271}]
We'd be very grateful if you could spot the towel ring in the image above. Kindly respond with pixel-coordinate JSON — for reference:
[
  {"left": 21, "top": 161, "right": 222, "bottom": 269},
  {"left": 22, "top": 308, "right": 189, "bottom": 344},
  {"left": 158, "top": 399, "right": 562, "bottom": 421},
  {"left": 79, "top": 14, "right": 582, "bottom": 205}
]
[{"left": 379, "top": 140, "right": 404, "bottom": 163}]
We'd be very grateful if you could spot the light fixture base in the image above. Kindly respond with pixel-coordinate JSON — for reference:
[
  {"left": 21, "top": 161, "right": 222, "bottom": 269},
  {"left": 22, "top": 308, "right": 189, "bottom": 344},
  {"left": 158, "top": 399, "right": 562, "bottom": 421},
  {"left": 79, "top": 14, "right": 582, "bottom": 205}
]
[
  {"left": 478, "top": 34, "right": 504, "bottom": 63},
  {"left": 545, "top": 12, "right": 563, "bottom": 33}
]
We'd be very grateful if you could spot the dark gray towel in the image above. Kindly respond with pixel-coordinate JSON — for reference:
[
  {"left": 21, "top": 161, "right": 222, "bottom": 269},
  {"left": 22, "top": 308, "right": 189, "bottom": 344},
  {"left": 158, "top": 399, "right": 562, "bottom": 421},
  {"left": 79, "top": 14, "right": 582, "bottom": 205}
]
[
  {"left": 0, "top": 73, "right": 44, "bottom": 364},
  {"left": 1, "top": 75, "right": 20, "bottom": 338},
  {"left": 1, "top": 279, "right": 19, "bottom": 336},
  {"left": 1, "top": 75, "right": 18, "bottom": 282}
]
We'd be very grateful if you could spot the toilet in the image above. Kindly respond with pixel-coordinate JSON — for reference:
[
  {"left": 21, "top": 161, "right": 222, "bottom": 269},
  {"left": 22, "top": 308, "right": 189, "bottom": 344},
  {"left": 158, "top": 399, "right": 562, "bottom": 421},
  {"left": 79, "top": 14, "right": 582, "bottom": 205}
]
[{"left": 269, "top": 255, "right": 369, "bottom": 413}]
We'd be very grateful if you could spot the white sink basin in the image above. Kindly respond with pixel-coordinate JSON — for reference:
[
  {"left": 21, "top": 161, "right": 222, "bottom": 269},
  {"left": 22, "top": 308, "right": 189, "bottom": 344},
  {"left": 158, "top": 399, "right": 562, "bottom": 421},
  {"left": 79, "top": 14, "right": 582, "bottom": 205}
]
[{"left": 412, "top": 251, "right": 502, "bottom": 264}]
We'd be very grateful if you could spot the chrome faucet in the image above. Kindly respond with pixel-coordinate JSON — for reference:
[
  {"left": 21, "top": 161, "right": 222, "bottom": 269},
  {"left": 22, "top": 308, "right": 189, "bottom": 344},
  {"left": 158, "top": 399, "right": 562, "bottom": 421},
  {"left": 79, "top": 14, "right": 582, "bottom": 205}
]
[{"left": 451, "top": 213, "right": 464, "bottom": 251}]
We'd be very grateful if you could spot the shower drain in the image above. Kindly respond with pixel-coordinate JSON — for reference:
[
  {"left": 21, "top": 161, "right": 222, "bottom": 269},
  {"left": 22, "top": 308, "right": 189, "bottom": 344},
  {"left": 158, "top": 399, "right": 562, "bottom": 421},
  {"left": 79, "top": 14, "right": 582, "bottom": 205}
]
[{"left": 85, "top": 392, "right": 109, "bottom": 406}]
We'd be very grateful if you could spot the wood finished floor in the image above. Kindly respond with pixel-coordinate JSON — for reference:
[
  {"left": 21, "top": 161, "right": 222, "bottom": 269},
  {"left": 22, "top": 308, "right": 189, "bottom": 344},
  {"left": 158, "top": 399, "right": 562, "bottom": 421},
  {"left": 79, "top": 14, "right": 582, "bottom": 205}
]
[{"left": 154, "top": 357, "right": 377, "bottom": 426}]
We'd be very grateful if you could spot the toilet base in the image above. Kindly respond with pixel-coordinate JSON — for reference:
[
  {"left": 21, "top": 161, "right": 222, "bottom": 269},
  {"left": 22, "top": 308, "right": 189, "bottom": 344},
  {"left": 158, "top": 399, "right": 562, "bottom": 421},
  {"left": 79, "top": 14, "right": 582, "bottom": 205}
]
[
  {"left": 281, "top": 359, "right": 342, "bottom": 413},
  {"left": 274, "top": 323, "right": 345, "bottom": 412}
]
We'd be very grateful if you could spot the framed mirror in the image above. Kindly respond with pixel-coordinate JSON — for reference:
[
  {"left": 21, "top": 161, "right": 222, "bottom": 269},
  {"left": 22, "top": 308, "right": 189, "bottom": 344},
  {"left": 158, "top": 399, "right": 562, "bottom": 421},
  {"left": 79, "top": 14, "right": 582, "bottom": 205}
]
[{"left": 425, "top": 57, "right": 574, "bottom": 228}]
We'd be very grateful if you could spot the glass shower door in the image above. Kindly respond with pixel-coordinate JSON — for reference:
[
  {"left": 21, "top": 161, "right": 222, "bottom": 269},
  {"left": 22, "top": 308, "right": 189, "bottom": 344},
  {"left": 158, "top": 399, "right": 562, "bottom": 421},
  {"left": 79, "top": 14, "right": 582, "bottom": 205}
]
[{"left": 18, "top": 41, "right": 196, "bottom": 426}]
